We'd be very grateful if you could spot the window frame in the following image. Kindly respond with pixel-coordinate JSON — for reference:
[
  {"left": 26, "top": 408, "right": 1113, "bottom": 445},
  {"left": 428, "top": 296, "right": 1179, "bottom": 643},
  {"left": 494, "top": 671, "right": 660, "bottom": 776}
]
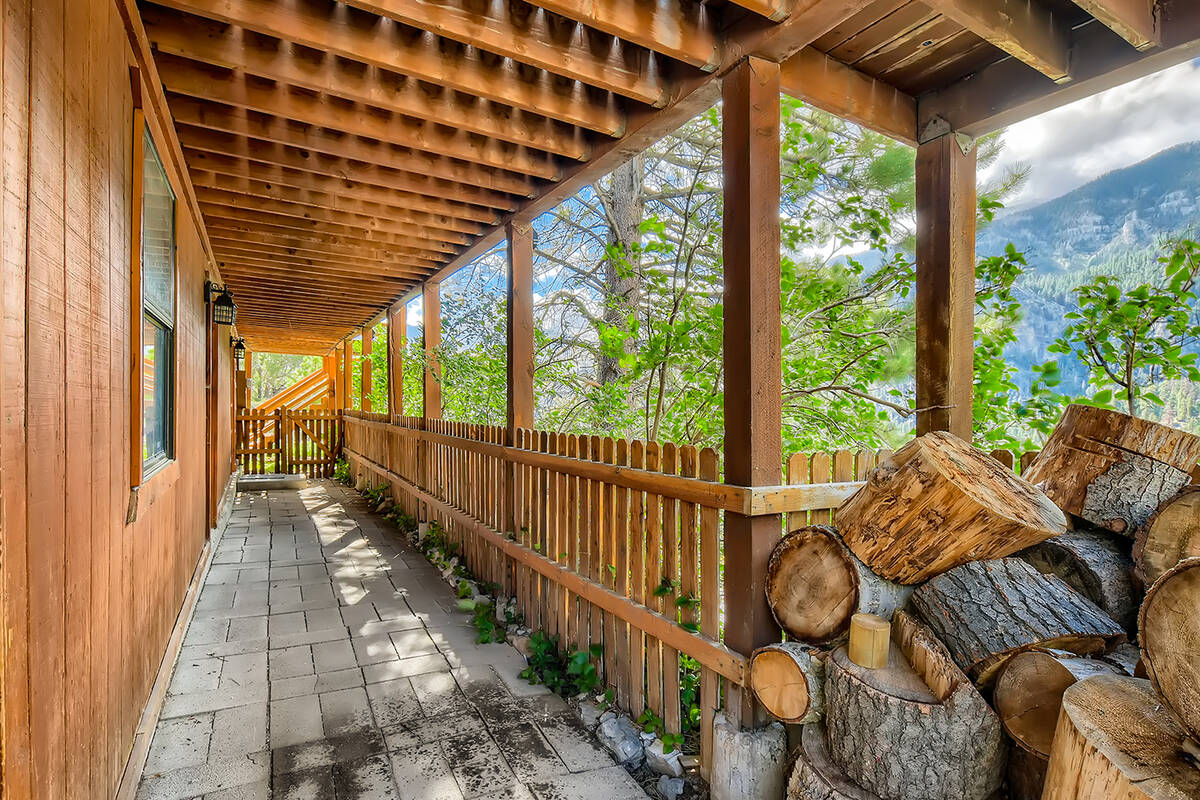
[{"left": 130, "top": 109, "right": 179, "bottom": 487}]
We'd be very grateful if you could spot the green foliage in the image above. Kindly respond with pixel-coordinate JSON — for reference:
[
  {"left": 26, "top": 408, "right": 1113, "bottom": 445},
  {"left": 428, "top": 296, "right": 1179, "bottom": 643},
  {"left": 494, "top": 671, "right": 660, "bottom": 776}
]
[
  {"left": 470, "top": 602, "right": 505, "bottom": 644},
  {"left": 348, "top": 321, "right": 390, "bottom": 413},
  {"left": 248, "top": 352, "right": 322, "bottom": 406},
  {"left": 518, "top": 633, "right": 604, "bottom": 696},
  {"left": 332, "top": 458, "right": 351, "bottom": 485}
]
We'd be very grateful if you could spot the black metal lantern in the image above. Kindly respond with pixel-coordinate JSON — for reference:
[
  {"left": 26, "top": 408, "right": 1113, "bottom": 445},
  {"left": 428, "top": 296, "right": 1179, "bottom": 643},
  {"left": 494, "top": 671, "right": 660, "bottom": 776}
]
[
  {"left": 232, "top": 337, "right": 246, "bottom": 369},
  {"left": 206, "top": 280, "right": 237, "bottom": 326}
]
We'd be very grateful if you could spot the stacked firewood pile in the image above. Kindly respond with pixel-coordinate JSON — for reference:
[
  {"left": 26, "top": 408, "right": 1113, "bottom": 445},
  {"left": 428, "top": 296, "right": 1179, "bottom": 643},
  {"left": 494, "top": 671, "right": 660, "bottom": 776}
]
[{"left": 749, "top": 405, "right": 1200, "bottom": 800}]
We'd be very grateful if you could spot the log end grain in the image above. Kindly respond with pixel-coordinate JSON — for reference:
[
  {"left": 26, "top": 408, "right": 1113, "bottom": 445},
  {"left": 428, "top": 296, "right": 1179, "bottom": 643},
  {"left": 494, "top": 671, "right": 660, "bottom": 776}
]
[
  {"left": 750, "top": 643, "right": 825, "bottom": 725},
  {"left": 1134, "top": 488, "right": 1200, "bottom": 587},
  {"left": 766, "top": 525, "right": 860, "bottom": 644},
  {"left": 1139, "top": 557, "right": 1200, "bottom": 739}
]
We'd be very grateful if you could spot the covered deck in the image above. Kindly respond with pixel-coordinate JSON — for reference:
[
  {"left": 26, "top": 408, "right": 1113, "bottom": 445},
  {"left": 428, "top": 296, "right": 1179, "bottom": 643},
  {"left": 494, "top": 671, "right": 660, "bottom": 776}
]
[{"left": 2, "top": 0, "right": 1200, "bottom": 799}]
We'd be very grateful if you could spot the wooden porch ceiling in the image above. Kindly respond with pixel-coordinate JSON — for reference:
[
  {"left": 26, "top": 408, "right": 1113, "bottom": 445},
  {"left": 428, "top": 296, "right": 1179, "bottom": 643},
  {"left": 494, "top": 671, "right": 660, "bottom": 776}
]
[{"left": 135, "top": 0, "right": 1200, "bottom": 354}]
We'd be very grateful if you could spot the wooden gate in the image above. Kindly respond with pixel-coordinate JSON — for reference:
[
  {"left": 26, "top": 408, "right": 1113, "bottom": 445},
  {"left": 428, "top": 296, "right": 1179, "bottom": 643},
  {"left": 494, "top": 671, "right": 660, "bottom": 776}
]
[{"left": 235, "top": 408, "right": 342, "bottom": 477}]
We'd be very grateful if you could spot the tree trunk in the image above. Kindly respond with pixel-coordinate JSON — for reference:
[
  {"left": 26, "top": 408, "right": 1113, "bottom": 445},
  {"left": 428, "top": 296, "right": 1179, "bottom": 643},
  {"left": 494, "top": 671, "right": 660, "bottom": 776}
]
[
  {"left": 1023, "top": 404, "right": 1200, "bottom": 536},
  {"left": 1139, "top": 557, "right": 1200, "bottom": 739},
  {"left": 1006, "top": 747, "right": 1048, "bottom": 800},
  {"left": 765, "top": 525, "right": 912, "bottom": 644},
  {"left": 1134, "top": 487, "right": 1200, "bottom": 587},
  {"left": 1041, "top": 674, "right": 1200, "bottom": 800},
  {"left": 750, "top": 643, "right": 825, "bottom": 724},
  {"left": 993, "top": 649, "right": 1122, "bottom": 757},
  {"left": 596, "top": 155, "right": 643, "bottom": 392},
  {"left": 788, "top": 724, "right": 881, "bottom": 800},
  {"left": 836, "top": 431, "right": 1067, "bottom": 584},
  {"left": 1018, "top": 526, "right": 1138, "bottom": 633},
  {"left": 823, "top": 611, "right": 1007, "bottom": 800},
  {"left": 910, "top": 558, "right": 1126, "bottom": 686}
]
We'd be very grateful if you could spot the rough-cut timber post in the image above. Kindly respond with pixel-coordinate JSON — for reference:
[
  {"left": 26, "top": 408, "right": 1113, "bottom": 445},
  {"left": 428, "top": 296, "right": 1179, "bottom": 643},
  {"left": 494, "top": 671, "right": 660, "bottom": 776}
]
[
  {"left": 387, "top": 303, "right": 405, "bottom": 416},
  {"left": 1042, "top": 675, "right": 1200, "bottom": 800},
  {"left": 1134, "top": 487, "right": 1200, "bottom": 587},
  {"left": 823, "top": 611, "right": 1006, "bottom": 800},
  {"left": 1023, "top": 404, "right": 1200, "bottom": 536},
  {"left": 765, "top": 525, "right": 912, "bottom": 644},
  {"left": 836, "top": 431, "right": 1067, "bottom": 584},
  {"left": 788, "top": 724, "right": 881, "bottom": 800},
  {"left": 423, "top": 281, "right": 441, "bottom": 419},
  {"left": 722, "top": 55, "right": 783, "bottom": 729},
  {"left": 234, "top": 366, "right": 247, "bottom": 412},
  {"left": 243, "top": 349, "right": 253, "bottom": 409},
  {"left": 994, "top": 648, "right": 1121, "bottom": 757},
  {"left": 749, "top": 643, "right": 825, "bottom": 725},
  {"left": 911, "top": 558, "right": 1126, "bottom": 685},
  {"left": 1139, "top": 557, "right": 1200, "bottom": 739},
  {"left": 1019, "top": 526, "right": 1138, "bottom": 633},
  {"left": 506, "top": 221, "right": 535, "bottom": 541},
  {"left": 915, "top": 133, "right": 976, "bottom": 439},
  {"left": 340, "top": 341, "right": 351, "bottom": 413},
  {"left": 361, "top": 325, "right": 373, "bottom": 412}
]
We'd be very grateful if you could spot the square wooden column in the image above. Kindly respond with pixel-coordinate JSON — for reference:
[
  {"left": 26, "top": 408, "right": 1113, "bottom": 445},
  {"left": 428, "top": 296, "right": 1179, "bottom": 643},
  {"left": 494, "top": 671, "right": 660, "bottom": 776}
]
[
  {"left": 361, "top": 326, "right": 373, "bottom": 412},
  {"left": 915, "top": 133, "right": 977, "bottom": 439},
  {"left": 243, "top": 349, "right": 253, "bottom": 409},
  {"left": 387, "top": 303, "right": 406, "bottom": 417},
  {"left": 423, "top": 281, "right": 442, "bottom": 419},
  {"left": 721, "top": 56, "right": 783, "bottom": 729},
  {"left": 505, "top": 221, "right": 535, "bottom": 537},
  {"left": 340, "top": 341, "right": 351, "bottom": 412}
]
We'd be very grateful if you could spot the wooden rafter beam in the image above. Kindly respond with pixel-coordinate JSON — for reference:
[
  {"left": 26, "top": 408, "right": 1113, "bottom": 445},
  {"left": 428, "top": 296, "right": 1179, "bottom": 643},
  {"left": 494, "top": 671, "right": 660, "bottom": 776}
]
[
  {"left": 1069, "top": 0, "right": 1160, "bottom": 50},
  {"left": 338, "top": 0, "right": 669, "bottom": 102},
  {"left": 209, "top": 236, "right": 442, "bottom": 275},
  {"left": 177, "top": 126, "right": 521, "bottom": 210},
  {"left": 779, "top": 46, "right": 916, "bottom": 145},
  {"left": 919, "top": 0, "right": 1200, "bottom": 138},
  {"left": 183, "top": 148, "right": 501, "bottom": 223},
  {"left": 168, "top": 95, "right": 542, "bottom": 195},
  {"left": 922, "top": 0, "right": 1071, "bottom": 82},
  {"left": 152, "top": 53, "right": 575, "bottom": 170},
  {"left": 201, "top": 212, "right": 461, "bottom": 254},
  {"left": 524, "top": 0, "right": 719, "bottom": 69},
  {"left": 188, "top": 169, "right": 486, "bottom": 235},
  {"left": 148, "top": 0, "right": 629, "bottom": 133},
  {"left": 199, "top": 206, "right": 461, "bottom": 254}
]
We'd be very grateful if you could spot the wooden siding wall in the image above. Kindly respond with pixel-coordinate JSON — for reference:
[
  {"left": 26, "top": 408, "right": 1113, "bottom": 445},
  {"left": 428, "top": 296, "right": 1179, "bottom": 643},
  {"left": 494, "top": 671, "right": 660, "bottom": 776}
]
[{"left": 1, "top": 0, "right": 229, "bottom": 797}]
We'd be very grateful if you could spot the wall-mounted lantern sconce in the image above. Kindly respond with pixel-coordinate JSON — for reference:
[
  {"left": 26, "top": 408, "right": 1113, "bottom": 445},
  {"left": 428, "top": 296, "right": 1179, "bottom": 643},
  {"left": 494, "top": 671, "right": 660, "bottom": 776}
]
[
  {"left": 206, "top": 280, "right": 237, "bottom": 326},
  {"left": 231, "top": 337, "right": 246, "bottom": 369}
]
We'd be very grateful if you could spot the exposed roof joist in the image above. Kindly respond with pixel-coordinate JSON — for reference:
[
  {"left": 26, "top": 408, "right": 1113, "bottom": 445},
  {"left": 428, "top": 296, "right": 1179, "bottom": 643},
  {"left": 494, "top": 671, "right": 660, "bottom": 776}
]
[
  {"left": 921, "top": 0, "right": 1071, "bottom": 82},
  {"left": 1070, "top": 0, "right": 1160, "bottom": 50}
]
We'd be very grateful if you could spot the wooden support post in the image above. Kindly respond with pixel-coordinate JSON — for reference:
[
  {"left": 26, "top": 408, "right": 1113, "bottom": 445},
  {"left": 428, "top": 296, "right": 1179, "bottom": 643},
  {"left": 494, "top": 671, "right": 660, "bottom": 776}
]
[
  {"left": 915, "top": 133, "right": 977, "bottom": 439},
  {"left": 387, "top": 303, "right": 405, "bottom": 417},
  {"left": 340, "top": 340, "right": 351, "bottom": 412},
  {"left": 234, "top": 368, "right": 247, "bottom": 412},
  {"left": 243, "top": 349, "right": 253, "bottom": 409},
  {"left": 423, "top": 281, "right": 442, "bottom": 419},
  {"left": 361, "top": 325, "right": 373, "bottom": 413},
  {"left": 506, "top": 221, "right": 535, "bottom": 538},
  {"left": 721, "top": 56, "right": 783, "bottom": 729}
]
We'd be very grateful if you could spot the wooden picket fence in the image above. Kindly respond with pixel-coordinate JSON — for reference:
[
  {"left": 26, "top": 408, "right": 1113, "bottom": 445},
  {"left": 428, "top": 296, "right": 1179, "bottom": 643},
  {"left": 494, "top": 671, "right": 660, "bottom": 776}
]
[{"left": 236, "top": 408, "right": 342, "bottom": 477}]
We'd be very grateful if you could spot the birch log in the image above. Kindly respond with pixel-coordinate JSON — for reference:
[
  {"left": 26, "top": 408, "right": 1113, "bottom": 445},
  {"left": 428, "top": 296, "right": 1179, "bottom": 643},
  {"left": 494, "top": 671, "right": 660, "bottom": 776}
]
[
  {"left": 823, "top": 611, "right": 1006, "bottom": 800},
  {"left": 764, "top": 525, "right": 911, "bottom": 644},
  {"left": 1139, "top": 557, "right": 1200, "bottom": 738},
  {"left": 1018, "top": 526, "right": 1138, "bottom": 633},
  {"left": 910, "top": 558, "right": 1125, "bottom": 685},
  {"left": 1134, "top": 487, "right": 1200, "bottom": 587},
  {"left": 835, "top": 431, "right": 1067, "bottom": 584},
  {"left": 749, "top": 643, "right": 825, "bottom": 724},
  {"left": 1041, "top": 674, "right": 1200, "bottom": 800},
  {"left": 1023, "top": 404, "right": 1200, "bottom": 536}
]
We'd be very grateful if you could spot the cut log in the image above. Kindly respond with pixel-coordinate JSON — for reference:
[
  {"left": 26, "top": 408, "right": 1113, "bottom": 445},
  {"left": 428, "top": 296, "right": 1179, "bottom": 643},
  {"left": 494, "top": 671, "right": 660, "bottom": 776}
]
[
  {"left": 910, "top": 558, "right": 1126, "bottom": 686},
  {"left": 847, "top": 614, "right": 889, "bottom": 670},
  {"left": 1006, "top": 747, "right": 1048, "bottom": 800},
  {"left": 994, "top": 649, "right": 1121, "bottom": 757},
  {"left": 1042, "top": 674, "right": 1200, "bottom": 800},
  {"left": 1018, "top": 526, "right": 1138, "bottom": 633},
  {"left": 749, "top": 643, "right": 825, "bottom": 725},
  {"left": 1023, "top": 404, "right": 1200, "bottom": 536},
  {"left": 1134, "top": 487, "right": 1200, "bottom": 587},
  {"left": 764, "top": 525, "right": 912, "bottom": 644},
  {"left": 788, "top": 724, "right": 880, "bottom": 800},
  {"left": 835, "top": 431, "right": 1067, "bottom": 584},
  {"left": 1097, "top": 642, "right": 1145, "bottom": 677},
  {"left": 823, "top": 611, "right": 1006, "bottom": 800},
  {"left": 1139, "top": 557, "right": 1200, "bottom": 738}
]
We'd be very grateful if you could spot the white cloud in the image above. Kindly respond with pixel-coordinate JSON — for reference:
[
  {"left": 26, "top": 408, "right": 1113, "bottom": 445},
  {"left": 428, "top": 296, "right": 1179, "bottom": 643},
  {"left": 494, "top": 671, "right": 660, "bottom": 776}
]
[{"left": 983, "top": 59, "right": 1200, "bottom": 209}]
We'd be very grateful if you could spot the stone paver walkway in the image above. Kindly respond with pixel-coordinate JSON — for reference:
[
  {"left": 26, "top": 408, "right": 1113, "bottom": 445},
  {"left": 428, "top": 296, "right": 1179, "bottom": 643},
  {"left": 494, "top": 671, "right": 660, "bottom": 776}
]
[{"left": 137, "top": 481, "right": 649, "bottom": 800}]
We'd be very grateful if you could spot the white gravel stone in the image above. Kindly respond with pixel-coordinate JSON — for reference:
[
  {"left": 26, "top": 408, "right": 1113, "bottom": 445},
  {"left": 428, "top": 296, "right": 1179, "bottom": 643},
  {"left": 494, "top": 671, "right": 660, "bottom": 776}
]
[
  {"left": 596, "top": 715, "right": 644, "bottom": 768},
  {"left": 645, "top": 739, "right": 684, "bottom": 778}
]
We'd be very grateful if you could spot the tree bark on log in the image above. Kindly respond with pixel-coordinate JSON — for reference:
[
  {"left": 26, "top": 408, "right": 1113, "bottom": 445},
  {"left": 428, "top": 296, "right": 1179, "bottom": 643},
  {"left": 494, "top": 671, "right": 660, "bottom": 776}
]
[
  {"left": 1139, "top": 557, "right": 1200, "bottom": 739},
  {"left": 1006, "top": 747, "right": 1048, "bottom": 800},
  {"left": 836, "top": 431, "right": 1066, "bottom": 584},
  {"left": 910, "top": 558, "right": 1126, "bottom": 686},
  {"left": 1042, "top": 674, "right": 1200, "bottom": 800},
  {"left": 1023, "top": 404, "right": 1200, "bottom": 537},
  {"left": 994, "top": 649, "right": 1121, "bottom": 757},
  {"left": 1134, "top": 487, "right": 1200, "bottom": 587},
  {"left": 765, "top": 525, "right": 912, "bottom": 644},
  {"left": 788, "top": 724, "right": 881, "bottom": 800},
  {"left": 823, "top": 611, "right": 1006, "bottom": 800},
  {"left": 750, "top": 643, "right": 825, "bottom": 724},
  {"left": 1018, "top": 526, "right": 1138, "bottom": 633}
]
